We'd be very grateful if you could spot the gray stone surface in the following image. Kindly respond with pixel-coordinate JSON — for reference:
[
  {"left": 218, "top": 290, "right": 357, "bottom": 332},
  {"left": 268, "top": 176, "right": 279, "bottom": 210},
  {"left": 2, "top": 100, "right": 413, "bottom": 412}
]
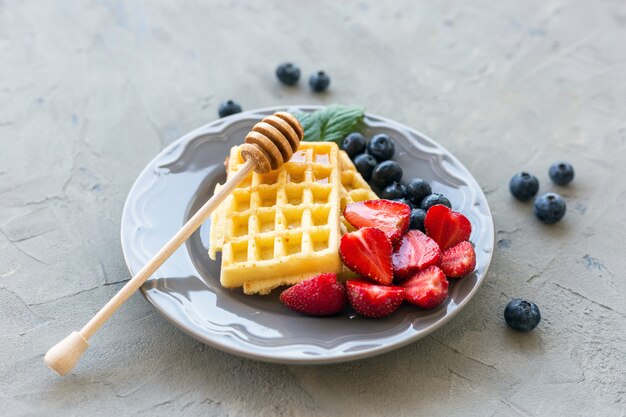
[{"left": 1, "top": 0, "right": 625, "bottom": 415}]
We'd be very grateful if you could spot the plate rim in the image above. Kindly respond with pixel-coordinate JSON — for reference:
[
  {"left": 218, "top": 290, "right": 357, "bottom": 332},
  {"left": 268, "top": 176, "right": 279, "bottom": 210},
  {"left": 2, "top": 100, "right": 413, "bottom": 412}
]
[{"left": 120, "top": 105, "right": 495, "bottom": 364}]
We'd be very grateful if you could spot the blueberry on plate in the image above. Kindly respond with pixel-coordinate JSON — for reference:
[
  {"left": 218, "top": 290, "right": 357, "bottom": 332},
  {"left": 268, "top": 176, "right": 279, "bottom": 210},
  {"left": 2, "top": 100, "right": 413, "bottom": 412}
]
[
  {"left": 380, "top": 182, "right": 406, "bottom": 200},
  {"left": 420, "top": 193, "right": 451, "bottom": 211},
  {"left": 276, "top": 62, "right": 301, "bottom": 85},
  {"left": 393, "top": 198, "right": 414, "bottom": 208},
  {"left": 534, "top": 193, "right": 566, "bottom": 224},
  {"left": 371, "top": 160, "right": 402, "bottom": 188},
  {"left": 367, "top": 134, "right": 395, "bottom": 162},
  {"left": 509, "top": 172, "right": 539, "bottom": 201},
  {"left": 341, "top": 133, "right": 367, "bottom": 159},
  {"left": 309, "top": 71, "right": 330, "bottom": 92},
  {"left": 549, "top": 161, "right": 575, "bottom": 185},
  {"left": 218, "top": 100, "right": 242, "bottom": 118},
  {"left": 353, "top": 154, "right": 377, "bottom": 181},
  {"left": 406, "top": 178, "right": 432, "bottom": 206},
  {"left": 409, "top": 208, "right": 426, "bottom": 231},
  {"left": 504, "top": 299, "right": 541, "bottom": 332}
]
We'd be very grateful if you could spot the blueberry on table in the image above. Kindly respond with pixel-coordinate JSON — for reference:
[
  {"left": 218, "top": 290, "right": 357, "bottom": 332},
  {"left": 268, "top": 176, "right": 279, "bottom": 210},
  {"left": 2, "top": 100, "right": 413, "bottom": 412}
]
[
  {"left": 420, "top": 193, "right": 451, "bottom": 211},
  {"left": 549, "top": 161, "right": 575, "bottom": 185},
  {"left": 218, "top": 100, "right": 242, "bottom": 118},
  {"left": 381, "top": 182, "right": 406, "bottom": 200},
  {"left": 371, "top": 160, "right": 402, "bottom": 188},
  {"left": 353, "top": 153, "right": 377, "bottom": 181},
  {"left": 367, "top": 134, "right": 395, "bottom": 161},
  {"left": 534, "top": 193, "right": 566, "bottom": 224},
  {"left": 409, "top": 208, "right": 426, "bottom": 231},
  {"left": 341, "top": 132, "right": 367, "bottom": 159},
  {"left": 276, "top": 62, "right": 301, "bottom": 85},
  {"left": 406, "top": 178, "right": 432, "bottom": 206},
  {"left": 504, "top": 299, "right": 541, "bottom": 332},
  {"left": 309, "top": 71, "right": 330, "bottom": 92},
  {"left": 509, "top": 172, "right": 539, "bottom": 201}
]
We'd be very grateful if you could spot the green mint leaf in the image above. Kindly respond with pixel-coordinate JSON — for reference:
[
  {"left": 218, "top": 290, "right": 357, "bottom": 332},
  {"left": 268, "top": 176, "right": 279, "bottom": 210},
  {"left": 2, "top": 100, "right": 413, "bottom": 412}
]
[
  {"left": 293, "top": 111, "right": 322, "bottom": 142},
  {"left": 319, "top": 105, "right": 364, "bottom": 144},
  {"left": 294, "top": 105, "right": 365, "bottom": 144}
]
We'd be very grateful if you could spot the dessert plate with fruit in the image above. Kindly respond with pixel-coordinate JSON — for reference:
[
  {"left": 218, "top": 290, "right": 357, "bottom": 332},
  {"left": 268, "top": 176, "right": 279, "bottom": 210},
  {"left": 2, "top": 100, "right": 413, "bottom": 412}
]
[{"left": 121, "top": 105, "right": 494, "bottom": 364}]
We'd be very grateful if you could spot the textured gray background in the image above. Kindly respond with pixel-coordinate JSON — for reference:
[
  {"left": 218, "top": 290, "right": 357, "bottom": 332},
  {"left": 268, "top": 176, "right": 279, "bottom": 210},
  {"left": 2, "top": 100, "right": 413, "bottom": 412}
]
[{"left": 1, "top": 0, "right": 625, "bottom": 416}]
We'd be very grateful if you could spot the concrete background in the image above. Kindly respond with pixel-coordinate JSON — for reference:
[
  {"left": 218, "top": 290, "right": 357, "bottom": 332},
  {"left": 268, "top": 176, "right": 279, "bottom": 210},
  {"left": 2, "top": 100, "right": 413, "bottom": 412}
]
[{"left": 1, "top": 0, "right": 625, "bottom": 416}]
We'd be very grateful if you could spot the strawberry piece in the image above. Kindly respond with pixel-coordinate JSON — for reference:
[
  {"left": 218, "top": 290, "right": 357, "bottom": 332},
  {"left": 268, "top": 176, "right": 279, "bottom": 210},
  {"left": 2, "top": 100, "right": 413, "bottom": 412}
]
[
  {"left": 279, "top": 273, "right": 346, "bottom": 316},
  {"left": 339, "top": 227, "right": 393, "bottom": 285},
  {"left": 440, "top": 241, "right": 476, "bottom": 278},
  {"left": 392, "top": 230, "right": 442, "bottom": 280},
  {"left": 346, "top": 280, "right": 405, "bottom": 318},
  {"left": 424, "top": 204, "right": 472, "bottom": 250},
  {"left": 401, "top": 266, "right": 449, "bottom": 309},
  {"left": 343, "top": 200, "right": 411, "bottom": 245}
]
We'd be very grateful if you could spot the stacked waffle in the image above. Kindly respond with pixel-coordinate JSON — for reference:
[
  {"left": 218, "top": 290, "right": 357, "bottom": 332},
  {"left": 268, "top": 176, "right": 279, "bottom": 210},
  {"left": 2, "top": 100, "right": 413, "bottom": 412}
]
[{"left": 209, "top": 142, "right": 377, "bottom": 295}]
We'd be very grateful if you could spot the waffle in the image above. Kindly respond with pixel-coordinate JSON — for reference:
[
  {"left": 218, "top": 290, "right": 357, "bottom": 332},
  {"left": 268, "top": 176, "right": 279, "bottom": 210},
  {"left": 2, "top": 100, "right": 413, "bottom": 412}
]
[
  {"left": 209, "top": 142, "right": 343, "bottom": 295},
  {"left": 338, "top": 150, "right": 379, "bottom": 233}
]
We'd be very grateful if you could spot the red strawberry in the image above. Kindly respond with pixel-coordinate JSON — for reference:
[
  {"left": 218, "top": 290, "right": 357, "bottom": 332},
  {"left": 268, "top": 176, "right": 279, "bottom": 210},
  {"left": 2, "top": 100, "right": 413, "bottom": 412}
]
[
  {"left": 392, "top": 230, "right": 442, "bottom": 280},
  {"left": 279, "top": 273, "right": 346, "bottom": 316},
  {"left": 440, "top": 241, "right": 476, "bottom": 278},
  {"left": 343, "top": 200, "right": 410, "bottom": 245},
  {"left": 401, "top": 266, "right": 449, "bottom": 309},
  {"left": 424, "top": 204, "right": 472, "bottom": 250},
  {"left": 339, "top": 227, "right": 393, "bottom": 285},
  {"left": 346, "top": 280, "right": 405, "bottom": 318}
]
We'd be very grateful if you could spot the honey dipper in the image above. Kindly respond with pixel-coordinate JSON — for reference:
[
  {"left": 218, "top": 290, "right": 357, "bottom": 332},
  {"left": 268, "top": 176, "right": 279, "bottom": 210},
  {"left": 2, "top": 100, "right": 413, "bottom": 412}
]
[{"left": 44, "top": 111, "right": 304, "bottom": 376}]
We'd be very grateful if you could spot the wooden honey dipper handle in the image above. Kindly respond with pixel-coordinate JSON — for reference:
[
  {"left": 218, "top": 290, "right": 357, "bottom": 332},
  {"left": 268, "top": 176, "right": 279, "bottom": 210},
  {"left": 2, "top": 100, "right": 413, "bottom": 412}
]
[{"left": 44, "top": 111, "right": 303, "bottom": 376}]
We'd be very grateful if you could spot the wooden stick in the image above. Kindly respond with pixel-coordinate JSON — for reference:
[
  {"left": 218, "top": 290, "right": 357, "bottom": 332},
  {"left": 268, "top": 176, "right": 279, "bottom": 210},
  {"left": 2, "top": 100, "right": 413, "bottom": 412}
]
[
  {"left": 44, "top": 160, "right": 254, "bottom": 376},
  {"left": 45, "top": 110, "right": 303, "bottom": 376}
]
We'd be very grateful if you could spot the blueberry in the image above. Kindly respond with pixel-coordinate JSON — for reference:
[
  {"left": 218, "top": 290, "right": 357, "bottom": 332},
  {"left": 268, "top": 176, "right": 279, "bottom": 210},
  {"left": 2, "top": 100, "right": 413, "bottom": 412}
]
[
  {"left": 409, "top": 208, "right": 426, "bottom": 231},
  {"left": 381, "top": 182, "right": 407, "bottom": 200},
  {"left": 353, "top": 154, "right": 377, "bottom": 181},
  {"left": 549, "top": 161, "right": 575, "bottom": 185},
  {"left": 420, "top": 194, "right": 451, "bottom": 211},
  {"left": 406, "top": 178, "right": 432, "bottom": 206},
  {"left": 341, "top": 133, "right": 367, "bottom": 158},
  {"left": 367, "top": 134, "right": 395, "bottom": 161},
  {"left": 394, "top": 198, "right": 414, "bottom": 208},
  {"left": 534, "top": 193, "right": 566, "bottom": 224},
  {"left": 504, "top": 299, "right": 541, "bottom": 332},
  {"left": 309, "top": 71, "right": 330, "bottom": 92},
  {"left": 371, "top": 160, "right": 402, "bottom": 188},
  {"left": 276, "top": 62, "right": 301, "bottom": 86},
  {"left": 509, "top": 172, "right": 539, "bottom": 201},
  {"left": 218, "top": 100, "right": 242, "bottom": 118}
]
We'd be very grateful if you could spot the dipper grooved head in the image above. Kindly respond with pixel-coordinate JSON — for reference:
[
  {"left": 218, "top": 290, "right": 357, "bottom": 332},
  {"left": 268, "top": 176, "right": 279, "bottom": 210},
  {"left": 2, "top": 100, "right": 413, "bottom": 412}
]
[{"left": 242, "top": 112, "right": 304, "bottom": 173}]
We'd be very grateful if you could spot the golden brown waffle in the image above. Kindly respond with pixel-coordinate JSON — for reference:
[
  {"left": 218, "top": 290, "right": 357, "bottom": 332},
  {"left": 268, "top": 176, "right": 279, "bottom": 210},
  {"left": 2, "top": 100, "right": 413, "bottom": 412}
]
[{"left": 209, "top": 142, "right": 343, "bottom": 295}]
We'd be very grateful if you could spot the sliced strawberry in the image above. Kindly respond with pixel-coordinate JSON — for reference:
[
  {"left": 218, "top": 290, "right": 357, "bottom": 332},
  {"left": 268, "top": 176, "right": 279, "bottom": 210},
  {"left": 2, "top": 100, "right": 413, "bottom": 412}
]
[
  {"left": 339, "top": 227, "right": 393, "bottom": 284},
  {"left": 401, "top": 266, "right": 449, "bottom": 309},
  {"left": 279, "top": 273, "right": 346, "bottom": 316},
  {"left": 343, "top": 200, "right": 410, "bottom": 245},
  {"left": 440, "top": 241, "right": 476, "bottom": 278},
  {"left": 346, "top": 280, "right": 405, "bottom": 318},
  {"left": 392, "top": 230, "right": 442, "bottom": 281},
  {"left": 424, "top": 204, "right": 472, "bottom": 250}
]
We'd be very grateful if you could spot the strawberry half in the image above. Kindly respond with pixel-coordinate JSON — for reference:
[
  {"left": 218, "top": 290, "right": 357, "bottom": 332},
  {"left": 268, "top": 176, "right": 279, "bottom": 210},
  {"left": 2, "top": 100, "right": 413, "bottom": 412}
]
[
  {"left": 392, "top": 230, "right": 442, "bottom": 281},
  {"left": 279, "top": 273, "right": 346, "bottom": 316},
  {"left": 339, "top": 227, "right": 393, "bottom": 285},
  {"left": 440, "top": 241, "right": 476, "bottom": 278},
  {"left": 343, "top": 200, "right": 410, "bottom": 245},
  {"left": 401, "top": 266, "right": 449, "bottom": 309},
  {"left": 424, "top": 204, "right": 472, "bottom": 250},
  {"left": 346, "top": 280, "right": 405, "bottom": 318}
]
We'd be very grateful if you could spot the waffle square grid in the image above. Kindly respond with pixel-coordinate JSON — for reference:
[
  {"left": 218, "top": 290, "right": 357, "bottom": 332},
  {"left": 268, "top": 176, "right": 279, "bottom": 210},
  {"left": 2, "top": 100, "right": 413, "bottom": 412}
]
[{"left": 211, "top": 142, "right": 343, "bottom": 294}]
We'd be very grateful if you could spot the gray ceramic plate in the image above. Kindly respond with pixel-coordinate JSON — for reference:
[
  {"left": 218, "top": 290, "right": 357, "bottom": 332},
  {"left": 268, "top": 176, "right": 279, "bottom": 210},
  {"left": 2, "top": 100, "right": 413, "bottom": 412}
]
[{"left": 121, "top": 105, "right": 494, "bottom": 364}]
